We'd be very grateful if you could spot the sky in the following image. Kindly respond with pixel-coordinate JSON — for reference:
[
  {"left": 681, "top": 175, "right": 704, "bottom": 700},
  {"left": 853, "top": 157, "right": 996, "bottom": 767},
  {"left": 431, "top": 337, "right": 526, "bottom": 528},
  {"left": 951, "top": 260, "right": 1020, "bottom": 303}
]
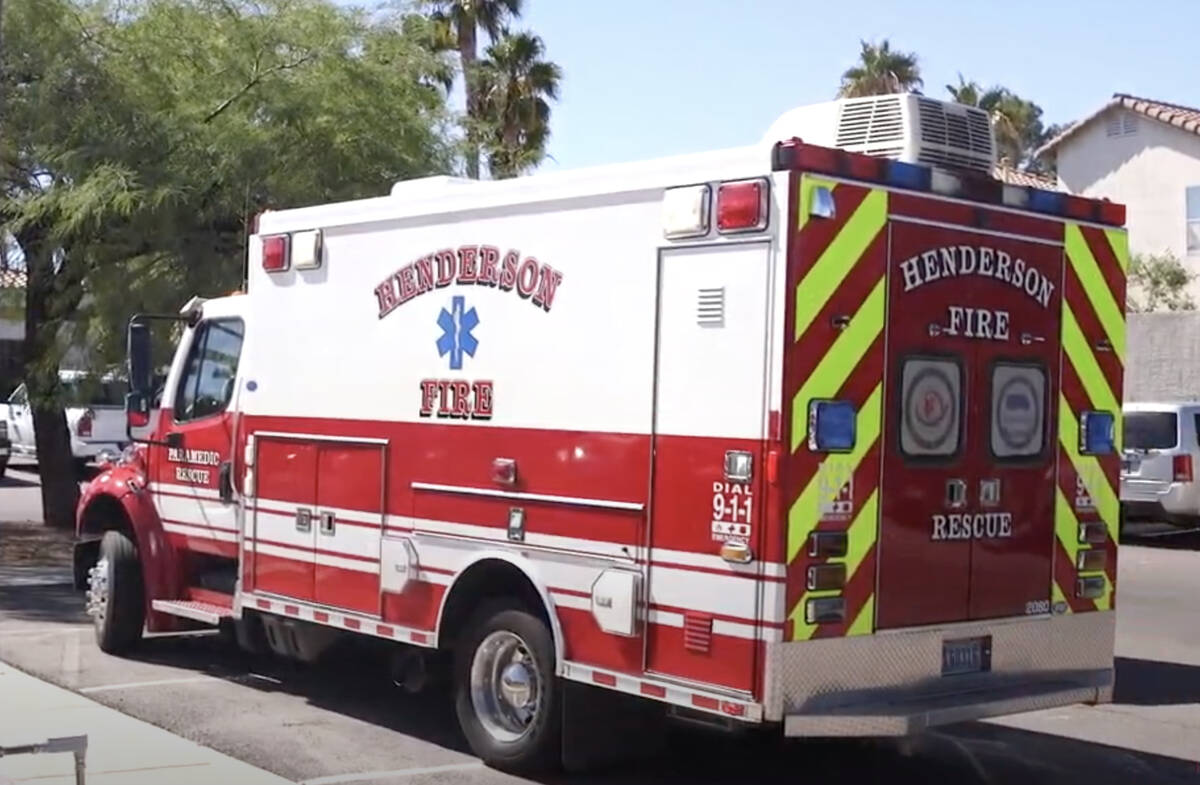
[{"left": 353, "top": 0, "right": 1200, "bottom": 174}]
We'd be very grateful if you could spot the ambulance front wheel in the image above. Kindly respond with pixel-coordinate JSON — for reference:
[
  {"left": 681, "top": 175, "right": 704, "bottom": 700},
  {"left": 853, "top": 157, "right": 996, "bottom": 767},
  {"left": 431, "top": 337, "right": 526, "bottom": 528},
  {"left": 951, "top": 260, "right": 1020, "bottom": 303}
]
[
  {"left": 87, "top": 530, "right": 145, "bottom": 654},
  {"left": 454, "top": 602, "right": 561, "bottom": 773}
]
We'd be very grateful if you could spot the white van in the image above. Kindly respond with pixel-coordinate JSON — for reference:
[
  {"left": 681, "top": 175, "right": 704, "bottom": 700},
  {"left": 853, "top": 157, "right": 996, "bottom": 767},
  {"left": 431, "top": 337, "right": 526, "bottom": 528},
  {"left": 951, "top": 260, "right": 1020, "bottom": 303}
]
[{"left": 1121, "top": 402, "right": 1200, "bottom": 527}]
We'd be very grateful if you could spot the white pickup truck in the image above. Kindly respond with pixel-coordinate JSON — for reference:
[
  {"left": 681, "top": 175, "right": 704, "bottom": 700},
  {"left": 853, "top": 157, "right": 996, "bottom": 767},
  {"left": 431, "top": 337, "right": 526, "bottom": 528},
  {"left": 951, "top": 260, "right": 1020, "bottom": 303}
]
[{"left": 1, "top": 370, "right": 131, "bottom": 472}]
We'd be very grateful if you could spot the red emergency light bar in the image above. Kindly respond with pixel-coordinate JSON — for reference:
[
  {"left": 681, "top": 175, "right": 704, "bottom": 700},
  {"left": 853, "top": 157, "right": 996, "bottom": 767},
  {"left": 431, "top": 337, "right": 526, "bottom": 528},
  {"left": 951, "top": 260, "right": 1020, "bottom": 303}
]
[{"left": 771, "top": 138, "right": 1126, "bottom": 228}]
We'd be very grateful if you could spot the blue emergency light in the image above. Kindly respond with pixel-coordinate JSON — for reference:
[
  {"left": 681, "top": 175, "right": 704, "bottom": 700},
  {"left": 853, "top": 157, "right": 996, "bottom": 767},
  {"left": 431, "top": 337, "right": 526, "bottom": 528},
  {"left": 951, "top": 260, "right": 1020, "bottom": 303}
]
[
  {"left": 810, "top": 400, "right": 856, "bottom": 452},
  {"left": 1080, "top": 411, "right": 1115, "bottom": 455}
]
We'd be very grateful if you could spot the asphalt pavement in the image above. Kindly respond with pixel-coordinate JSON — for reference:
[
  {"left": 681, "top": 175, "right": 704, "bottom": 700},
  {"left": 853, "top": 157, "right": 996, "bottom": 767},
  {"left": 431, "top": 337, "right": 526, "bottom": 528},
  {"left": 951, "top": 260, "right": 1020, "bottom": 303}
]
[{"left": 2, "top": 461, "right": 1199, "bottom": 785}]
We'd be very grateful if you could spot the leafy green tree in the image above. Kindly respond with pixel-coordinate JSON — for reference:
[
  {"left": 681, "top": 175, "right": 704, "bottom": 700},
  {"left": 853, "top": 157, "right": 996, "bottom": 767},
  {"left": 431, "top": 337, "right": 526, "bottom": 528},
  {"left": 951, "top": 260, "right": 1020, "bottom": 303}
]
[
  {"left": 1127, "top": 252, "right": 1196, "bottom": 312},
  {"left": 476, "top": 31, "right": 561, "bottom": 178},
  {"left": 426, "top": 0, "right": 523, "bottom": 178},
  {"left": 838, "top": 39, "right": 922, "bottom": 98},
  {"left": 2, "top": 0, "right": 455, "bottom": 525}
]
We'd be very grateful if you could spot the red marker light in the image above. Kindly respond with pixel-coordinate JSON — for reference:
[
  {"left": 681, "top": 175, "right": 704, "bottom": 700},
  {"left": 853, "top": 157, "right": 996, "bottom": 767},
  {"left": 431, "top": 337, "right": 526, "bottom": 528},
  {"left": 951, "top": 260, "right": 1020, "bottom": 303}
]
[
  {"left": 262, "top": 234, "right": 290, "bottom": 272},
  {"left": 77, "top": 409, "right": 94, "bottom": 438},
  {"left": 717, "top": 180, "right": 767, "bottom": 233},
  {"left": 1174, "top": 454, "right": 1193, "bottom": 483}
]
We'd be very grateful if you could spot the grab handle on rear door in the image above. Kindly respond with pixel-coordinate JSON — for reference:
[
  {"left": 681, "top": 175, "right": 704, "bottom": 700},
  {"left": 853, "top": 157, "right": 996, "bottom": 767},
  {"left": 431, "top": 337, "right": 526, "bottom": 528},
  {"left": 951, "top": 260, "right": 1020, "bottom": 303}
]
[
  {"left": 296, "top": 508, "right": 312, "bottom": 533},
  {"left": 946, "top": 479, "right": 967, "bottom": 509},
  {"left": 319, "top": 511, "right": 336, "bottom": 536}
]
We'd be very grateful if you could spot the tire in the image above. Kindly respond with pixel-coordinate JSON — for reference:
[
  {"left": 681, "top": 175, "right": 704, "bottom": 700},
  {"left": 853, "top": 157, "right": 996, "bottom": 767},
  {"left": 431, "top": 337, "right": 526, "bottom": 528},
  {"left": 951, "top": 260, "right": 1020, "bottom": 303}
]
[
  {"left": 88, "top": 530, "right": 145, "bottom": 654},
  {"left": 454, "top": 602, "right": 561, "bottom": 773},
  {"left": 0, "top": 458, "right": 7, "bottom": 479}
]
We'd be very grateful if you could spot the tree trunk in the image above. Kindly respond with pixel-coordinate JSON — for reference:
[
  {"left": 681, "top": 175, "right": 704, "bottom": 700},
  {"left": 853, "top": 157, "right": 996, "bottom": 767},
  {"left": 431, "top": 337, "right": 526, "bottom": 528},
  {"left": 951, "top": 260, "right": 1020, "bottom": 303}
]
[
  {"left": 19, "top": 221, "right": 81, "bottom": 529},
  {"left": 459, "top": 24, "right": 480, "bottom": 179}
]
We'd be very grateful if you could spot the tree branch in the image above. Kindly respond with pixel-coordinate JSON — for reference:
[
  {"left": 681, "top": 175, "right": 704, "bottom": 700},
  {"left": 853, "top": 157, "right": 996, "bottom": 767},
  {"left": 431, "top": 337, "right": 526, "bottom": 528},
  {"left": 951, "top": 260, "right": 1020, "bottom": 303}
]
[{"left": 203, "top": 52, "right": 318, "bottom": 124}]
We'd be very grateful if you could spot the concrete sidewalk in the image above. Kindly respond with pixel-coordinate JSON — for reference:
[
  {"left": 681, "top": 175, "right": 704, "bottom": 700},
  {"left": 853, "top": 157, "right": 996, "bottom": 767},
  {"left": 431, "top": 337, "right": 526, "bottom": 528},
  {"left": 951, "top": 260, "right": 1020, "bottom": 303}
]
[{"left": 0, "top": 661, "right": 293, "bottom": 785}]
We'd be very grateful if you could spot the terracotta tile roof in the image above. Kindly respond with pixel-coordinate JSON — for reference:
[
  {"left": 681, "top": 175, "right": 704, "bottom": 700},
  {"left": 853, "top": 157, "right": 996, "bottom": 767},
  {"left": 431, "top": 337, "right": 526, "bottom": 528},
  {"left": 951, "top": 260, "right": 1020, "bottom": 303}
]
[
  {"left": 0, "top": 269, "right": 26, "bottom": 289},
  {"left": 992, "top": 164, "right": 1058, "bottom": 190},
  {"left": 1037, "top": 93, "right": 1200, "bottom": 157}
]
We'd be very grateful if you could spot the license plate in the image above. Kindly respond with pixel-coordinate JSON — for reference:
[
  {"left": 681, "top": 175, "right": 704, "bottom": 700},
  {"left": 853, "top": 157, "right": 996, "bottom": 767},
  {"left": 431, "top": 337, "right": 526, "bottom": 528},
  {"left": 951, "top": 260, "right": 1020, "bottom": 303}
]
[{"left": 942, "top": 636, "right": 991, "bottom": 676}]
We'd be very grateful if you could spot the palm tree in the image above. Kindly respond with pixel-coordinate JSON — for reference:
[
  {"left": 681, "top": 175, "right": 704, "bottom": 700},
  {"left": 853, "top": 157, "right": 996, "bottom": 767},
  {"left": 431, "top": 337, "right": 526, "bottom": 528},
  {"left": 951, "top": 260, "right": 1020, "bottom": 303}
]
[
  {"left": 945, "top": 73, "right": 984, "bottom": 107},
  {"left": 426, "top": 0, "right": 523, "bottom": 178},
  {"left": 476, "top": 31, "right": 561, "bottom": 178},
  {"left": 837, "top": 39, "right": 922, "bottom": 98}
]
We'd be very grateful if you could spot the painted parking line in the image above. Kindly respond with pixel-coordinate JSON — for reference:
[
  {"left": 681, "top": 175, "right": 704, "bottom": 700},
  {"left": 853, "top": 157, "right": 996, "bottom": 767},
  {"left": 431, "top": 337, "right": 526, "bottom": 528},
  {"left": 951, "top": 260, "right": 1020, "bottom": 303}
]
[
  {"left": 0, "top": 627, "right": 84, "bottom": 638},
  {"left": 80, "top": 676, "right": 218, "bottom": 693},
  {"left": 299, "top": 761, "right": 485, "bottom": 784}
]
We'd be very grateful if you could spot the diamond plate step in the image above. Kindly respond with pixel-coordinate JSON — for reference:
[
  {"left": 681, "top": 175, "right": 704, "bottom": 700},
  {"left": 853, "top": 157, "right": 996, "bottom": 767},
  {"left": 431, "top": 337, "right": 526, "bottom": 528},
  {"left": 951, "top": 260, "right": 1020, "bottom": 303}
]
[{"left": 151, "top": 599, "right": 234, "bottom": 626}]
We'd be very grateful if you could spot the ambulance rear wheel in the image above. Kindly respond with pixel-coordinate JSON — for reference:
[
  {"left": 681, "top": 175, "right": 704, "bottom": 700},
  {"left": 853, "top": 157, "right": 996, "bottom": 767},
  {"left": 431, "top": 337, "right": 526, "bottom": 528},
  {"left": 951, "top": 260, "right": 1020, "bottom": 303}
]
[
  {"left": 454, "top": 603, "right": 560, "bottom": 773},
  {"left": 88, "top": 530, "right": 145, "bottom": 654}
]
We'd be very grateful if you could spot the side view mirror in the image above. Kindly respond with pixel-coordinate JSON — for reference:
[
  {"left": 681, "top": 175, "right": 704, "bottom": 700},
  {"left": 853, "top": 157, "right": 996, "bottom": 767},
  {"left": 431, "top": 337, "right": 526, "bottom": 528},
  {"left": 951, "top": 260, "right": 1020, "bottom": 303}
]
[{"left": 127, "top": 320, "right": 153, "bottom": 397}]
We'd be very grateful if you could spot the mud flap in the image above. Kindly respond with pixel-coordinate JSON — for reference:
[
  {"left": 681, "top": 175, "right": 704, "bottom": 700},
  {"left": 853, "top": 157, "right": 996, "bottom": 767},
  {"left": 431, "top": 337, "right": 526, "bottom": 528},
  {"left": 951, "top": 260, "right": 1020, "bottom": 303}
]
[{"left": 560, "top": 680, "right": 665, "bottom": 773}]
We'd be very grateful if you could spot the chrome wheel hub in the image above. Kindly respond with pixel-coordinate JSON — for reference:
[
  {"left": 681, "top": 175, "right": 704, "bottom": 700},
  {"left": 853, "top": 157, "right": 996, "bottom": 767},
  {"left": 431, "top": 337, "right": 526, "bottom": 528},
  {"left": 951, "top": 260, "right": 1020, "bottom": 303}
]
[
  {"left": 86, "top": 558, "right": 109, "bottom": 626},
  {"left": 470, "top": 630, "right": 540, "bottom": 743}
]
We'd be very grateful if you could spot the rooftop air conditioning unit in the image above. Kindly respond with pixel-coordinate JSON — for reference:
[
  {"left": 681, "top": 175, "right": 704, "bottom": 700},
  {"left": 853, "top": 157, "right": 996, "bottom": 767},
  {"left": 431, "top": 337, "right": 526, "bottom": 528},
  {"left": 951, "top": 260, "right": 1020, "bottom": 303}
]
[{"left": 762, "top": 94, "right": 997, "bottom": 175}]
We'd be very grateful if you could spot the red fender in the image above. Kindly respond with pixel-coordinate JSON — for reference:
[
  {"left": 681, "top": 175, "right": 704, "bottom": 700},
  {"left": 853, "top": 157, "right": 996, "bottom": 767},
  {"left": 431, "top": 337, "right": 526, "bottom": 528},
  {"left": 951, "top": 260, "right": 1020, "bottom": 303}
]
[{"left": 76, "top": 448, "right": 188, "bottom": 632}]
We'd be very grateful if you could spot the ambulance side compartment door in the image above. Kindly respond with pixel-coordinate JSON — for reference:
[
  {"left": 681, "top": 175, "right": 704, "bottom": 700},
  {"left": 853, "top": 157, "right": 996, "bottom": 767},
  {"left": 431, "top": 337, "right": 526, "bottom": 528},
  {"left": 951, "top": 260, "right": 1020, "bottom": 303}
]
[{"left": 646, "top": 240, "right": 772, "bottom": 693}]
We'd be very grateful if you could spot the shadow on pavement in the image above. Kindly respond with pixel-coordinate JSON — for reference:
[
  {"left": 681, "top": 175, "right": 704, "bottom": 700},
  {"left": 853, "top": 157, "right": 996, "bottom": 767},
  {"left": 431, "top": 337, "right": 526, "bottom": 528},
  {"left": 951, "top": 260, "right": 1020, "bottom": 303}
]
[
  {"left": 3, "top": 585, "right": 1197, "bottom": 784},
  {"left": 1115, "top": 657, "right": 1200, "bottom": 706},
  {"left": 124, "top": 633, "right": 1200, "bottom": 785},
  {"left": 0, "top": 584, "right": 87, "bottom": 625}
]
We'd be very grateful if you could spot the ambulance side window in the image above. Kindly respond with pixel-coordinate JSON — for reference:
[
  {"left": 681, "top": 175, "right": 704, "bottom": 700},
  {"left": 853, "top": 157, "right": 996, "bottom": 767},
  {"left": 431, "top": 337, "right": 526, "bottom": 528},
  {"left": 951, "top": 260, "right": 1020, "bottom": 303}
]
[{"left": 174, "top": 318, "right": 245, "bottom": 423}]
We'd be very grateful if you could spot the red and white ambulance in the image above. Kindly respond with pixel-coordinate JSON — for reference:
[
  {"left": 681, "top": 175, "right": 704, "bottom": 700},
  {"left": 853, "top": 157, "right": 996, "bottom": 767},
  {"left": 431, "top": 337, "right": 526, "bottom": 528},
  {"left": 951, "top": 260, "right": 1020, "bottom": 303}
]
[{"left": 75, "top": 93, "right": 1128, "bottom": 771}]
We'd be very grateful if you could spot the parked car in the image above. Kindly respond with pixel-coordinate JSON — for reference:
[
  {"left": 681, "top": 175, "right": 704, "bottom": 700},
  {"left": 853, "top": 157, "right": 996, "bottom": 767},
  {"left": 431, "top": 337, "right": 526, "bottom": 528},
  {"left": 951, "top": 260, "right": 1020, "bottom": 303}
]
[
  {"left": 1120, "top": 402, "right": 1200, "bottom": 528},
  {"left": 2, "top": 370, "right": 132, "bottom": 471}
]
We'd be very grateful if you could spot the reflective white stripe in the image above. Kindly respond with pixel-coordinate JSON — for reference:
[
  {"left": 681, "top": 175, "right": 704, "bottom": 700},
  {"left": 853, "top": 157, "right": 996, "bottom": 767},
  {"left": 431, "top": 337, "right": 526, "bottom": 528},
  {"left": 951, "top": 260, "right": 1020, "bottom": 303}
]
[
  {"left": 411, "top": 481, "right": 644, "bottom": 511},
  {"left": 149, "top": 481, "right": 221, "bottom": 500},
  {"left": 162, "top": 521, "right": 239, "bottom": 543},
  {"left": 549, "top": 591, "right": 591, "bottom": 611},
  {"left": 156, "top": 494, "right": 238, "bottom": 531},
  {"left": 408, "top": 517, "right": 632, "bottom": 560},
  {"left": 243, "top": 593, "right": 435, "bottom": 648},
  {"left": 252, "top": 510, "right": 379, "bottom": 558},
  {"left": 649, "top": 547, "right": 786, "bottom": 578},
  {"left": 560, "top": 661, "right": 762, "bottom": 722},
  {"left": 649, "top": 608, "right": 684, "bottom": 628},
  {"left": 646, "top": 608, "right": 777, "bottom": 641},
  {"left": 417, "top": 570, "right": 454, "bottom": 586},
  {"left": 254, "top": 498, "right": 383, "bottom": 525},
  {"left": 251, "top": 541, "right": 378, "bottom": 574},
  {"left": 649, "top": 564, "right": 784, "bottom": 624}
]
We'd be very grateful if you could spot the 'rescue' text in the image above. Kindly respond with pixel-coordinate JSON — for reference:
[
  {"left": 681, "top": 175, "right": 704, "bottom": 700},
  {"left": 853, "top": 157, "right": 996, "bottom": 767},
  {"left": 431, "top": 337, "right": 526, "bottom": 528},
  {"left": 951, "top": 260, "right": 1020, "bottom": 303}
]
[{"left": 932, "top": 512, "right": 1013, "bottom": 541}]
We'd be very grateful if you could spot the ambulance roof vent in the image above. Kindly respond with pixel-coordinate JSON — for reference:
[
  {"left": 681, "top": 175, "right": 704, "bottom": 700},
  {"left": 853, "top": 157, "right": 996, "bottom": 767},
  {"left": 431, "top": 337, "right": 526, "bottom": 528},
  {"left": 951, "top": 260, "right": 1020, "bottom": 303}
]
[
  {"left": 389, "top": 175, "right": 475, "bottom": 198},
  {"left": 763, "top": 94, "right": 996, "bottom": 175}
]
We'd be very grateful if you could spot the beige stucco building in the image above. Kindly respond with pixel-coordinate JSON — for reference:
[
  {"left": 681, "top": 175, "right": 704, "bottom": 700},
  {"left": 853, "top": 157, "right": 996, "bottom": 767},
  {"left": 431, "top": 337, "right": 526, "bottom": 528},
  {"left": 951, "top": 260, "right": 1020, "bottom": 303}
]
[{"left": 1038, "top": 93, "right": 1200, "bottom": 304}]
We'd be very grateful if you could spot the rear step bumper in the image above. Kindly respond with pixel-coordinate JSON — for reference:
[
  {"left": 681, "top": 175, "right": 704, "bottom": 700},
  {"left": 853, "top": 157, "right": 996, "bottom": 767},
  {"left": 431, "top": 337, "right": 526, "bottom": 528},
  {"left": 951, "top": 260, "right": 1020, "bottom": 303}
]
[
  {"left": 783, "top": 676, "right": 1110, "bottom": 736},
  {"left": 766, "top": 611, "right": 1115, "bottom": 735}
]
